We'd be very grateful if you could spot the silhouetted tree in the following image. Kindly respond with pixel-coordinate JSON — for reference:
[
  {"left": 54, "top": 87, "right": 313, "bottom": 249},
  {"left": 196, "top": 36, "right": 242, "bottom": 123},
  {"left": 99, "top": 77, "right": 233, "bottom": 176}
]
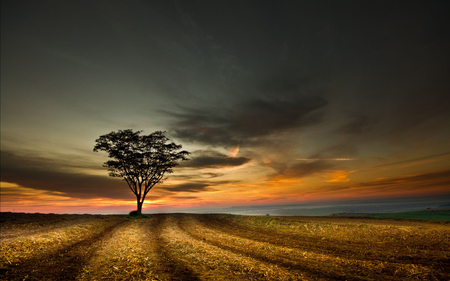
[{"left": 94, "top": 129, "right": 189, "bottom": 215}]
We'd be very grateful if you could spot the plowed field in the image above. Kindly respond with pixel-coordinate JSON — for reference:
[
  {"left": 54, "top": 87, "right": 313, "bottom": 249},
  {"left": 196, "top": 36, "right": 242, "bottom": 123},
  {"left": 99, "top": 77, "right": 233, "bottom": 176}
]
[{"left": 1, "top": 213, "right": 449, "bottom": 280}]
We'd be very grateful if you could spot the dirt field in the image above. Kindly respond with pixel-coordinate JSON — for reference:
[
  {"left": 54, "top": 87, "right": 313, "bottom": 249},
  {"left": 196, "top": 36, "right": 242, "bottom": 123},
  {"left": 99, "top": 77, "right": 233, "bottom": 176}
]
[{"left": 1, "top": 213, "right": 449, "bottom": 280}]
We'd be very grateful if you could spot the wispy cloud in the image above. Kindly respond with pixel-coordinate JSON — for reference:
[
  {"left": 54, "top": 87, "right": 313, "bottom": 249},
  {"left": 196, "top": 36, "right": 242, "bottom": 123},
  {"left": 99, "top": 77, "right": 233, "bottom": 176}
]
[
  {"left": 361, "top": 153, "right": 450, "bottom": 172},
  {"left": 271, "top": 160, "right": 335, "bottom": 180},
  {"left": 171, "top": 93, "right": 327, "bottom": 147},
  {"left": 181, "top": 150, "right": 251, "bottom": 169},
  {"left": 159, "top": 180, "right": 234, "bottom": 193},
  {"left": 297, "top": 158, "right": 356, "bottom": 161},
  {"left": 313, "top": 169, "right": 450, "bottom": 198},
  {"left": 160, "top": 182, "right": 213, "bottom": 193},
  {"left": 325, "top": 170, "right": 354, "bottom": 182},
  {"left": 1, "top": 150, "right": 132, "bottom": 200}
]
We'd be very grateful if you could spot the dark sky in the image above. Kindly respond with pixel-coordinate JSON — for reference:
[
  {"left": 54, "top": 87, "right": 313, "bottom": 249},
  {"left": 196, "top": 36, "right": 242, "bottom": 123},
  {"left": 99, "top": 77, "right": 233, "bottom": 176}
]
[{"left": 2, "top": 0, "right": 450, "bottom": 213}]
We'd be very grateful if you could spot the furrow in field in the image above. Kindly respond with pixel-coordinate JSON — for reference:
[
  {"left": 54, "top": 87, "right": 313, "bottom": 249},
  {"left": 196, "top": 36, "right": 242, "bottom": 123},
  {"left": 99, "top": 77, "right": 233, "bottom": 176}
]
[
  {"left": 81, "top": 215, "right": 204, "bottom": 281},
  {"left": 161, "top": 214, "right": 306, "bottom": 281},
  {"left": 178, "top": 215, "right": 378, "bottom": 281},
  {"left": 196, "top": 215, "right": 448, "bottom": 280},
  {"left": 203, "top": 215, "right": 449, "bottom": 266},
  {"left": 1, "top": 214, "right": 448, "bottom": 280},
  {"left": 0, "top": 214, "right": 119, "bottom": 241},
  {"left": 0, "top": 216, "right": 123, "bottom": 264},
  {"left": 148, "top": 215, "right": 202, "bottom": 281},
  {"left": 202, "top": 215, "right": 362, "bottom": 257},
  {"left": 78, "top": 217, "right": 165, "bottom": 281},
  {"left": 0, "top": 218, "right": 124, "bottom": 281}
]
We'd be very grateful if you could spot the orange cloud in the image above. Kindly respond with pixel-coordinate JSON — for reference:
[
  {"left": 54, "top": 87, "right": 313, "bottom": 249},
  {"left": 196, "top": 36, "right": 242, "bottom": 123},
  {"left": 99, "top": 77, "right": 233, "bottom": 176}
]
[
  {"left": 325, "top": 170, "right": 354, "bottom": 182},
  {"left": 227, "top": 145, "right": 240, "bottom": 157},
  {"left": 297, "top": 158, "right": 356, "bottom": 161}
]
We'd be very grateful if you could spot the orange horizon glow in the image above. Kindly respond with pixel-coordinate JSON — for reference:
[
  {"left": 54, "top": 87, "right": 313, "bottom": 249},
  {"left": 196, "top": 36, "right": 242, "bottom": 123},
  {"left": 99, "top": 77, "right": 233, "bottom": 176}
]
[
  {"left": 2, "top": 166, "right": 450, "bottom": 214},
  {"left": 2, "top": 153, "right": 450, "bottom": 214}
]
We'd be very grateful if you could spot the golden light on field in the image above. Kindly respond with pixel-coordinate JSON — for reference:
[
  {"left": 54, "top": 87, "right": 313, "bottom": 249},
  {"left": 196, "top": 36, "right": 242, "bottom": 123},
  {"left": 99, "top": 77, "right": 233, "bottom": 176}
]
[{"left": 1, "top": 213, "right": 449, "bottom": 279}]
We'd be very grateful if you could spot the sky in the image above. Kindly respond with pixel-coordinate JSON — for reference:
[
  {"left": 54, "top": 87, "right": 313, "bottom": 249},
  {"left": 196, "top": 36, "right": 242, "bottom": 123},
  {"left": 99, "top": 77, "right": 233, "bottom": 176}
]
[{"left": 1, "top": 0, "right": 450, "bottom": 214}]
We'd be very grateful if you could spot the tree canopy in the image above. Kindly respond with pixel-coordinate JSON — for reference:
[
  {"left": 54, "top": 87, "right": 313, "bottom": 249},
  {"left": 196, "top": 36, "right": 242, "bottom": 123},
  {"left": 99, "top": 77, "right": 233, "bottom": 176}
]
[{"left": 94, "top": 129, "right": 189, "bottom": 214}]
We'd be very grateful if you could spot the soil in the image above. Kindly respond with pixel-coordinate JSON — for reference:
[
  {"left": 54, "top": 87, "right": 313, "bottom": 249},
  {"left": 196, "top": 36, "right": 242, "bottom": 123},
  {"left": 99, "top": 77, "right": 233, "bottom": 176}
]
[{"left": 1, "top": 213, "right": 449, "bottom": 280}]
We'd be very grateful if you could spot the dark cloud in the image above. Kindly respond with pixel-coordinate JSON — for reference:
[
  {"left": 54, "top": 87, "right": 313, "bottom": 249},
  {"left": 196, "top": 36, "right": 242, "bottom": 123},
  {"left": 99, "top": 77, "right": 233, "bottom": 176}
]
[
  {"left": 272, "top": 160, "right": 335, "bottom": 179},
  {"left": 159, "top": 179, "right": 239, "bottom": 193},
  {"left": 235, "top": 98, "right": 327, "bottom": 135},
  {"left": 385, "top": 83, "right": 450, "bottom": 141},
  {"left": 259, "top": 74, "right": 311, "bottom": 98},
  {"left": 160, "top": 182, "right": 212, "bottom": 193},
  {"left": 1, "top": 150, "right": 131, "bottom": 200},
  {"left": 172, "top": 196, "right": 199, "bottom": 200},
  {"left": 172, "top": 95, "right": 327, "bottom": 147},
  {"left": 172, "top": 172, "right": 225, "bottom": 180},
  {"left": 336, "top": 114, "right": 375, "bottom": 135},
  {"left": 170, "top": 171, "right": 224, "bottom": 181},
  {"left": 181, "top": 150, "right": 251, "bottom": 168},
  {"left": 308, "top": 144, "right": 359, "bottom": 160},
  {"left": 202, "top": 172, "right": 225, "bottom": 178}
]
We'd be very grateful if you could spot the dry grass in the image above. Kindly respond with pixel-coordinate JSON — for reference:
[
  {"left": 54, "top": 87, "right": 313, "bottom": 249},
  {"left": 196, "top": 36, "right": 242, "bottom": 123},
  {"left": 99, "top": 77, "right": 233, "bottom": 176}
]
[
  {"left": 1, "top": 215, "right": 123, "bottom": 264},
  {"left": 160, "top": 214, "right": 302, "bottom": 280},
  {"left": 208, "top": 214, "right": 450, "bottom": 280},
  {"left": 1, "top": 212, "right": 449, "bottom": 280},
  {"left": 78, "top": 218, "right": 160, "bottom": 280}
]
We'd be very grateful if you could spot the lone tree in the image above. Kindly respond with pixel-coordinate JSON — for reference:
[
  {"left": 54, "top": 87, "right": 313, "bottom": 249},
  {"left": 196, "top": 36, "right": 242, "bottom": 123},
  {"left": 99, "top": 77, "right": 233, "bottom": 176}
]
[{"left": 94, "top": 129, "right": 189, "bottom": 215}]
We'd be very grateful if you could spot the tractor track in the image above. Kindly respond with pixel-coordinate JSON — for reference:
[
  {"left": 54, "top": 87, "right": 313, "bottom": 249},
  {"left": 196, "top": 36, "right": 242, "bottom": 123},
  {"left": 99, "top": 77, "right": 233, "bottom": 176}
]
[
  {"left": 199, "top": 214, "right": 449, "bottom": 268},
  {"left": 1, "top": 219, "right": 125, "bottom": 281},
  {"left": 175, "top": 215, "right": 370, "bottom": 281},
  {"left": 149, "top": 215, "right": 202, "bottom": 281}
]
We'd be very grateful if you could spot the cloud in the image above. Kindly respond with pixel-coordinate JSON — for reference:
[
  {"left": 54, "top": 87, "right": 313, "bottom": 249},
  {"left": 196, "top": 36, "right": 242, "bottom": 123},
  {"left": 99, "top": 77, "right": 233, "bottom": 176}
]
[
  {"left": 1, "top": 150, "right": 141, "bottom": 200},
  {"left": 228, "top": 145, "right": 240, "bottom": 157},
  {"left": 181, "top": 150, "right": 251, "bottom": 168},
  {"left": 172, "top": 172, "right": 224, "bottom": 180},
  {"left": 357, "top": 170, "right": 450, "bottom": 188},
  {"left": 336, "top": 114, "right": 375, "bottom": 135},
  {"left": 316, "top": 169, "right": 450, "bottom": 196},
  {"left": 159, "top": 179, "right": 239, "bottom": 194},
  {"left": 361, "top": 153, "right": 450, "bottom": 172},
  {"left": 159, "top": 182, "right": 212, "bottom": 193},
  {"left": 172, "top": 196, "right": 199, "bottom": 200},
  {"left": 171, "top": 94, "right": 327, "bottom": 147},
  {"left": 306, "top": 144, "right": 359, "bottom": 160},
  {"left": 387, "top": 75, "right": 450, "bottom": 133},
  {"left": 325, "top": 170, "right": 353, "bottom": 182},
  {"left": 1, "top": 149, "right": 244, "bottom": 203},
  {"left": 272, "top": 160, "right": 335, "bottom": 179}
]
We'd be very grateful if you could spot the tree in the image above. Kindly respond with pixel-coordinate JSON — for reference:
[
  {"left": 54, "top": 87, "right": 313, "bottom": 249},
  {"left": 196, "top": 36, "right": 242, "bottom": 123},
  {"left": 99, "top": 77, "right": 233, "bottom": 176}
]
[{"left": 93, "top": 129, "right": 190, "bottom": 215}]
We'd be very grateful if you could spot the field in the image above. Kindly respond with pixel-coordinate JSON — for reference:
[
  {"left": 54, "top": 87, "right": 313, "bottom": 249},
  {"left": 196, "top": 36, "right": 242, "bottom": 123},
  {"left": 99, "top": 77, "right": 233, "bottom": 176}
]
[
  {"left": 1, "top": 213, "right": 449, "bottom": 280},
  {"left": 369, "top": 209, "right": 450, "bottom": 221}
]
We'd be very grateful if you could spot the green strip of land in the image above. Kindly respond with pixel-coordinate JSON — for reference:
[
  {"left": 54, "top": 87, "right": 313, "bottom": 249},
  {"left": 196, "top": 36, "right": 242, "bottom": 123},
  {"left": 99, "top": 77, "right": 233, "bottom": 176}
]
[{"left": 368, "top": 209, "right": 450, "bottom": 221}]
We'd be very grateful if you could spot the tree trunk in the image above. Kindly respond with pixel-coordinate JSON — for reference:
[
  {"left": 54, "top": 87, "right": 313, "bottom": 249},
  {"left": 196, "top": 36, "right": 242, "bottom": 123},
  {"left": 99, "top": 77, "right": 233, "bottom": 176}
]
[{"left": 137, "top": 200, "right": 143, "bottom": 215}]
